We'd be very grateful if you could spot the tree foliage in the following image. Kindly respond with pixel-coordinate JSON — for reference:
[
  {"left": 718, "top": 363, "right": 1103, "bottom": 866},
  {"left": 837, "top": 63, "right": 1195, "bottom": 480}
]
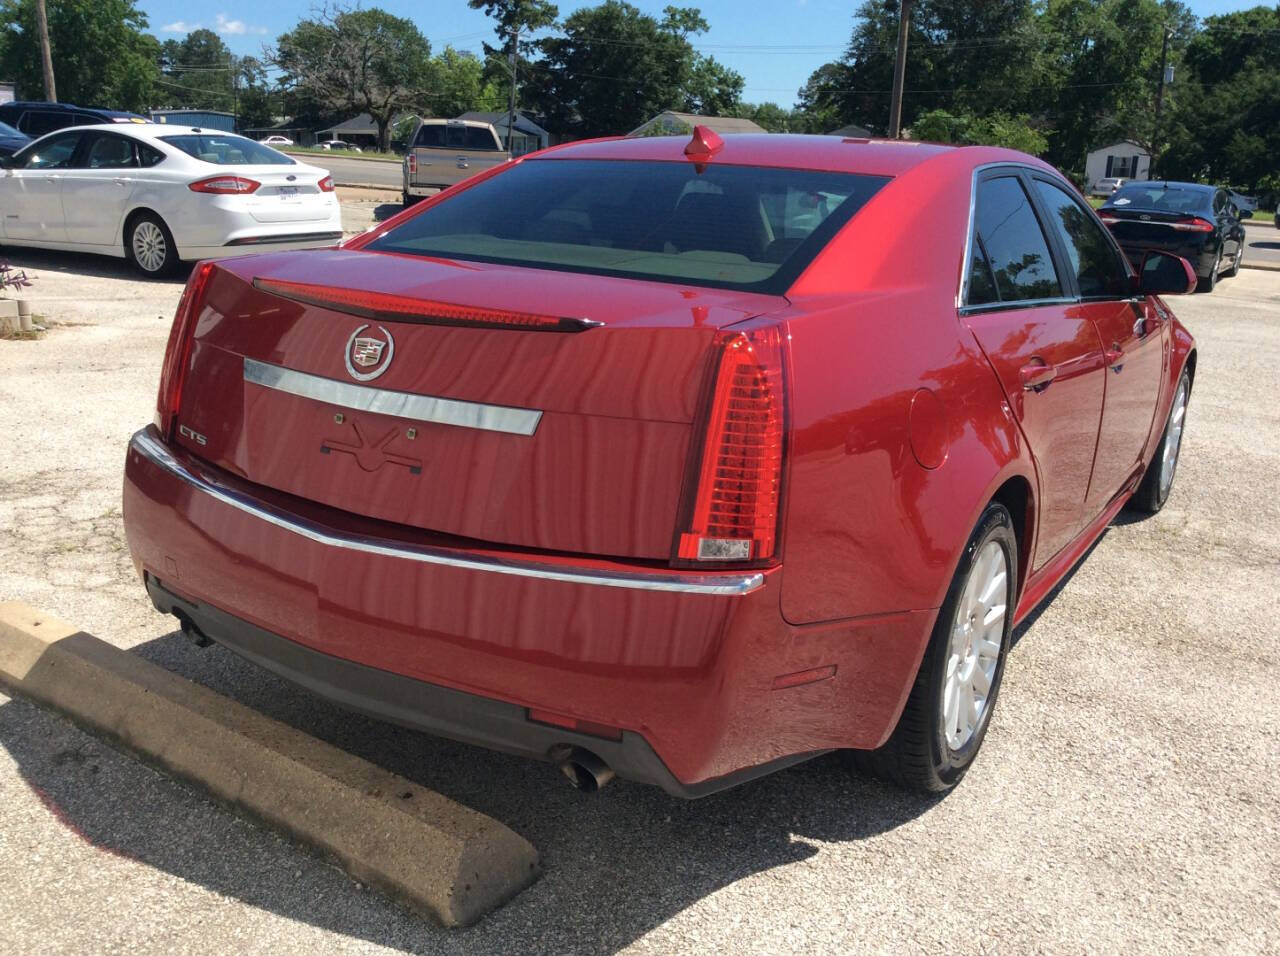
[
  {"left": 0, "top": 0, "right": 159, "bottom": 111},
  {"left": 528, "top": 2, "right": 742, "bottom": 138},
  {"left": 272, "top": 6, "right": 434, "bottom": 151}
]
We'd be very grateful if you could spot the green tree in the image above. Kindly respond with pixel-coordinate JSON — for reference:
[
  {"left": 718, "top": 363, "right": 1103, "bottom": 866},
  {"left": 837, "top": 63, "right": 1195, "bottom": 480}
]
[
  {"left": 0, "top": 0, "right": 159, "bottom": 110},
  {"left": 428, "top": 46, "right": 505, "bottom": 117},
  {"left": 733, "top": 101, "right": 793, "bottom": 132},
  {"left": 913, "top": 107, "right": 1049, "bottom": 154},
  {"left": 1161, "top": 6, "right": 1280, "bottom": 192},
  {"left": 468, "top": 0, "right": 559, "bottom": 121},
  {"left": 531, "top": 2, "right": 742, "bottom": 138},
  {"left": 272, "top": 6, "right": 434, "bottom": 151}
]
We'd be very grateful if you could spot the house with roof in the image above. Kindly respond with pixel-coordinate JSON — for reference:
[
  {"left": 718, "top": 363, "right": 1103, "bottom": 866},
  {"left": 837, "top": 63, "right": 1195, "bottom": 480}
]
[
  {"left": 627, "top": 111, "right": 765, "bottom": 138},
  {"left": 1085, "top": 140, "right": 1151, "bottom": 191}
]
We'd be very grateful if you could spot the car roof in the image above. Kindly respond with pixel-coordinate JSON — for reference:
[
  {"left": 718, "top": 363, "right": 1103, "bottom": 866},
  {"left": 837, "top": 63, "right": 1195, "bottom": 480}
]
[
  {"left": 1, "top": 101, "right": 144, "bottom": 118},
  {"left": 536, "top": 132, "right": 973, "bottom": 178}
]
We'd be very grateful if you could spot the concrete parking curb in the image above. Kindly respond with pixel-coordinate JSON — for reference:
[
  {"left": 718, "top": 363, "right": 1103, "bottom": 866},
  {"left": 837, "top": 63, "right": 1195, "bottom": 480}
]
[{"left": 0, "top": 601, "right": 540, "bottom": 927}]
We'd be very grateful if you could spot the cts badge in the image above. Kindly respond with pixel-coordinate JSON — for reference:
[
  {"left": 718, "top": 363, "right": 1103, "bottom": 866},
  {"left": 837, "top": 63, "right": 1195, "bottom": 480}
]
[{"left": 344, "top": 324, "right": 395, "bottom": 381}]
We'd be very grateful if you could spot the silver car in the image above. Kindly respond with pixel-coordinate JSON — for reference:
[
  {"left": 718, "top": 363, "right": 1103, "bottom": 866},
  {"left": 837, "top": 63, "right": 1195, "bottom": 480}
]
[{"left": 1090, "top": 176, "right": 1127, "bottom": 198}]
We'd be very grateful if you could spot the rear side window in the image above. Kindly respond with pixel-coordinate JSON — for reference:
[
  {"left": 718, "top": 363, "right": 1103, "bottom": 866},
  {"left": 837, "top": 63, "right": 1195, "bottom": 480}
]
[
  {"left": 367, "top": 158, "right": 888, "bottom": 294},
  {"left": 1032, "top": 179, "right": 1130, "bottom": 297},
  {"left": 83, "top": 133, "right": 137, "bottom": 169},
  {"left": 137, "top": 142, "right": 165, "bottom": 167},
  {"left": 19, "top": 110, "right": 68, "bottom": 137},
  {"left": 159, "top": 134, "right": 294, "bottom": 165},
  {"left": 970, "top": 176, "right": 1062, "bottom": 304},
  {"left": 414, "top": 123, "right": 502, "bottom": 151}
]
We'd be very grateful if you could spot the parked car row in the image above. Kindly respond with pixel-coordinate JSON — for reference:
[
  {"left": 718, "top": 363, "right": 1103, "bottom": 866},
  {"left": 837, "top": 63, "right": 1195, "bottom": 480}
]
[{"left": 0, "top": 123, "right": 341, "bottom": 276}]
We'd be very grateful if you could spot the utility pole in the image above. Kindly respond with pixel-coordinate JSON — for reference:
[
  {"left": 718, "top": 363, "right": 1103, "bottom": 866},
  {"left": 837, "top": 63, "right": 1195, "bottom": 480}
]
[
  {"left": 35, "top": 0, "right": 57, "bottom": 102},
  {"left": 887, "top": 0, "right": 913, "bottom": 139},
  {"left": 506, "top": 26, "right": 519, "bottom": 153},
  {"left": 1151, "top": 28, "right": 1172, "bottom": 177}
]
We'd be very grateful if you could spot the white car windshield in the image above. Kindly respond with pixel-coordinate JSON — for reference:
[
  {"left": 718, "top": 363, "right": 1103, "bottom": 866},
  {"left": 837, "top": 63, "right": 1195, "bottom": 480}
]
[{"left": 160, "top": 134, "right": 295, "bottom": 166}]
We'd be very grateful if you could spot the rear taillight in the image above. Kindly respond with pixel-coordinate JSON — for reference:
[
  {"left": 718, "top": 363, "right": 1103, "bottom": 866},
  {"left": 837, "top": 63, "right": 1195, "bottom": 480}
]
[
  {"left": 318, "top": 175, "right": 335, "bottom": 192},
  {"left": 1170, "top": 217, "right": 1215, "bottom": 232},
  {"left": 406, "top": 154, "right": 417, "bottom": 175},
  {"left": 155, "top": 261, "right": 216, "bottom": 439},
  {"left": 674, "top": 326, "right": 786, "bottom": 566},
  {"left": 188, "top": 175, "right": 260, "bottom": 194}
]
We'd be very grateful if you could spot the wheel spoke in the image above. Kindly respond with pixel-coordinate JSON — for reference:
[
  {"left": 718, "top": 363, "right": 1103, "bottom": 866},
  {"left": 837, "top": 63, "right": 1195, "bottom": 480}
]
[{"left": 971, "top": 662, "right": 991, "bottom": 695}]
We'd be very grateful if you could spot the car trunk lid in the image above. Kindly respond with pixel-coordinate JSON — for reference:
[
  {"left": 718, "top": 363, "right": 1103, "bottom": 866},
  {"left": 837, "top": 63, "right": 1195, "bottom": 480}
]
[{"left": 172, "top": 249, "right": 786, "bottom": 560}]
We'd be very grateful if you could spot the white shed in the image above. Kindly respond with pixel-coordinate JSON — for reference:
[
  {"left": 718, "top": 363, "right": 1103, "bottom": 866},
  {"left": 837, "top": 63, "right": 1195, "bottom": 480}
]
[{"left": 1085, "top": 141, "right": 1151, "bottom": 190}]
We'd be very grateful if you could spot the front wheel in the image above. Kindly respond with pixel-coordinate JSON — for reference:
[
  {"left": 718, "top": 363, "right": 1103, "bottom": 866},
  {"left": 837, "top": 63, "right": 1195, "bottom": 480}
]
[
  {"left": 1130, "top": 369, "right": 1191, "bottom": 514},
  {"left": 854, "top": 503, "right": 1017, "bottom": 793},
  {"left": 126, "top": 213, "right": 179, "bottom": 278},
  {"left": 1223, "top": 243, "right": 1243, "bottom": 278}
]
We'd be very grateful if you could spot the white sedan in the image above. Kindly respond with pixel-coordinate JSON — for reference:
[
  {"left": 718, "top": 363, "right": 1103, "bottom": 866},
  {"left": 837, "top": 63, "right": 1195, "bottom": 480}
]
[
  {"left": 0, "top": 123, "right": 342, "bottom": 277},
  {"left": 258, "top": 135, "right": 294, "bottom": 146}
]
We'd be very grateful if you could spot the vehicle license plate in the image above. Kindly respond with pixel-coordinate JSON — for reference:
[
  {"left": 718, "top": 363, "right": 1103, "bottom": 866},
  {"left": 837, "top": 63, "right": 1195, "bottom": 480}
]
[{"left": 279, "top": 186, "right": 299, "bottom": 200}]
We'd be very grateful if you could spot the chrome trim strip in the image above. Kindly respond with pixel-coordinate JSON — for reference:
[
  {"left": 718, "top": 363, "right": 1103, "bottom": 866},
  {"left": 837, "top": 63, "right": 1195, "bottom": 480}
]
[
  {"left": 130, "top": 430, "right": 764, "bottom": 597},
  {"left": 243, "top": 357, "right": 542, "bottom": 436}
]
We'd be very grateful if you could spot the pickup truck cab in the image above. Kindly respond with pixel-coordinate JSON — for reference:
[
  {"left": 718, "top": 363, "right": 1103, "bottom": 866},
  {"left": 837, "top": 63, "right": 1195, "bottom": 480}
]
[{"left": 402, "top": 118, "right": 509, "bottom": 205}]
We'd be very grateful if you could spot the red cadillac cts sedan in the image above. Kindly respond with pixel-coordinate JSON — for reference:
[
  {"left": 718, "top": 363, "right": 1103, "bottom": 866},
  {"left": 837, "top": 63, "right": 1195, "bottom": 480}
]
[{"left": 122, "top": 129, "right": 1198, "bottom": 796}]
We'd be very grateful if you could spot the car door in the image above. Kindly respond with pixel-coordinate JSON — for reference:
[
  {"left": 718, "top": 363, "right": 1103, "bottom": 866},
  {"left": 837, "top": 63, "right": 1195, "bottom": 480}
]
[
  {"left": 1, "top": 130, "right": 81, "bottom": 242},
  {"left": 60, "top": 131, "right": 140, "bottom": 245},
  {"left": 1029, "top": 175, "right": 1166, "bottom": 515},
  {"left": 962, "top": 171, "right": 1107, "bottom": 567}
]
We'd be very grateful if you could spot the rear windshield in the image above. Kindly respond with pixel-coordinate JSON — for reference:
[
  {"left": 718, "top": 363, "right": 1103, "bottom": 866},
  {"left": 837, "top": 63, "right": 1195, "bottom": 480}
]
[
  {"left": 367, "top": 159, "right": 888, "bottom": 293},
  {"left": 414, "top": 123, "right": 502, "bottom": 151},
  {"left": 1107, "top": 184, "right": 1210, "bottom": 213},
  {"left": 160, "top": 134, "right": 295, "bottom": 166}
]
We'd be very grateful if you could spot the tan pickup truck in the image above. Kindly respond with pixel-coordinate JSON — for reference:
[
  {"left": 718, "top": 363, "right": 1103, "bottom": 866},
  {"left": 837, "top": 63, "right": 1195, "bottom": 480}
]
[{"left": 402, "top": 118, "right": 510, "bottom": 205}]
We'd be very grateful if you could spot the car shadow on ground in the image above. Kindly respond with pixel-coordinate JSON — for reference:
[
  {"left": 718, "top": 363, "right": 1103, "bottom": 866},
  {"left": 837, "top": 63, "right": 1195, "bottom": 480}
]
[
  {"left": 0, "top": 247, "right": 191, "bottom": 284},
  {"left": 374, "top": 203, "right": 406, "bottom": 222},
  {"left": 1247, "top": 239, "right": 1280, "bottom": 250},
  {"left": 0, "top": 625, "right": 947, "bottom": 952}
]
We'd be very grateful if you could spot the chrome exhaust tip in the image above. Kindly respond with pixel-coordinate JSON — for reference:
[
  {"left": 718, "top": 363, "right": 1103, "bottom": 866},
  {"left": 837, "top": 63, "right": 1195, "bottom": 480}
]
[{"left": 554, "top": 747, "right": 615, "bottom": 793}]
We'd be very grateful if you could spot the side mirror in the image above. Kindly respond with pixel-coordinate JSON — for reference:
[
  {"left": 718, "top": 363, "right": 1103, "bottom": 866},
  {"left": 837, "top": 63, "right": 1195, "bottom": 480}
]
[
  {"left": 1138, "top": 250, "right": 1197, "bottom": 296},
  {"left": 1240, "top": 209, "right": 1253, "bottom": 220}
]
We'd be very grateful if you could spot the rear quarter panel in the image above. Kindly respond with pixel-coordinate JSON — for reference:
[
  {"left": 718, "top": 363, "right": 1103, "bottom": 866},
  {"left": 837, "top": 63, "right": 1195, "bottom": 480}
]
[{"left": 779, "top": 150, "right": 1037, "bottom": 624}]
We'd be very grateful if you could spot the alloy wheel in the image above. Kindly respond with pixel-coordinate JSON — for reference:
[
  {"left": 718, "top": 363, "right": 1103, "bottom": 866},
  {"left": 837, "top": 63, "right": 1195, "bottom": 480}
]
[
  {"left": 1159, "top": 377, "right": 1189, "bottom": 497},
  {"left": 942, "top": 539, "right": 1008, "bottom": 751},
  {"left": 132, "top": 221, "right": 168, "bottom": 274}
]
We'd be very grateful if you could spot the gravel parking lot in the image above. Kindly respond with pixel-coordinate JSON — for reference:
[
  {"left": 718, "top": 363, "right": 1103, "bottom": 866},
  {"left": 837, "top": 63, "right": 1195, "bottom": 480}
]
[{"left": 0, "top": 244, "right": 1277, "bottom": 953}]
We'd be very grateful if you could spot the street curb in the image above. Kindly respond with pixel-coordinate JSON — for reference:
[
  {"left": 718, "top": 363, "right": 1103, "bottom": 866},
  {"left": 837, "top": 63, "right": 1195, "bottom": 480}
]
[
  {"left": 0, "top": 601, "right": 540, "bottom": 927},
  {"left": 1242, "top": 261, "right": 1280, "bottom": 272}
]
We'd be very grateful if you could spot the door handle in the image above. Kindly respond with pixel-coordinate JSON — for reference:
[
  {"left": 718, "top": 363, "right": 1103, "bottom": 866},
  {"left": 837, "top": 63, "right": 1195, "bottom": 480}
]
[
  {"left": 1105, "top": 347, "right": 1125, "bottom": 369},
  {"left": 1019, "top": 361, "right": 1056, "bottom": 391},
  {"left": 113, "top": 177, "right": 131, "bottom": 186}
]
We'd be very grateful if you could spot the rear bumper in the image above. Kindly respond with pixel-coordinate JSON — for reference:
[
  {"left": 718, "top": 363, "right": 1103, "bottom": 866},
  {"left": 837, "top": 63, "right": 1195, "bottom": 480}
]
[
  {"left": 122, "top": 427, "right": 932, "bottom": 792},
  {"left": 145, "top": 575, "right": 817, "bottom": 797}
]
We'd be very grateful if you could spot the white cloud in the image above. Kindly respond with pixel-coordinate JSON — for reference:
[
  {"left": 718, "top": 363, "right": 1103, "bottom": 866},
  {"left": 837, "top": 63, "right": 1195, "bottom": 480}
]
[
  {"left": 160, "top": 14, "right": 267, "bottom": 36},
  {"left": 215, "top": 13, "right": 267, "bottom": 36}
]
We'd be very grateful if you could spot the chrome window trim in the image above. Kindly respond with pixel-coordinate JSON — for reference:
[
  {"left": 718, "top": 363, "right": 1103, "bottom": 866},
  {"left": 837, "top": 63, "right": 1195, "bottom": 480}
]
[
  {"left": 130, "top": 429, "right": 764, "bottom": 597},
  {"left": 956, "top": 161, "right": 1070, "bottom": 312},
  {"left": 243, "top": 357, "right": 542, "bottom": 437}
]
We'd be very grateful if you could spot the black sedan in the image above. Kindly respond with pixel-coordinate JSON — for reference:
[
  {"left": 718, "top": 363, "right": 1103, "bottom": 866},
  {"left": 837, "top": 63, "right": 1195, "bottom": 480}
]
[
  {"left": 1099, "top": 181, "right": 1249, "bottom": 292},
  {"left": 0, "top": 120, "right": 30, "bottom": 159}
]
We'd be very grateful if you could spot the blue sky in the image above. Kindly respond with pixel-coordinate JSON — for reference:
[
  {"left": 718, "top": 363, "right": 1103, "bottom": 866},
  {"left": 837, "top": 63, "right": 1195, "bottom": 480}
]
[{"left": 137, "top": 0, "right": 1265, "bottom": 108}]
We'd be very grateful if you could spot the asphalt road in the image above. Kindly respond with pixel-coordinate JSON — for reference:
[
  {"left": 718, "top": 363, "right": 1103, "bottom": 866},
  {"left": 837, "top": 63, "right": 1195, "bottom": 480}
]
[
  {"left": 1244, "top": 220, "right": 1280, "bottom": 269},
  {"left": 294, "top": 152, "right": 404, "bottom": 189},
  {"left": 0, "top": 249, "right": 1277, "bottom": 953}
]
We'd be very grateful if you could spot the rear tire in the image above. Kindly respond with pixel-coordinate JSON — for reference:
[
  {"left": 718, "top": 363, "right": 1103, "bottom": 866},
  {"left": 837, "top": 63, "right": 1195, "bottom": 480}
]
[
  {"left": 853, "top": 503, "right": 1017, "bottom": 793},
  {"left": 125, "top": 212, "right": 179, "bottom": 278},
  {"left": 1130, "top": 369, "right": 1191, "bottom": 514}
]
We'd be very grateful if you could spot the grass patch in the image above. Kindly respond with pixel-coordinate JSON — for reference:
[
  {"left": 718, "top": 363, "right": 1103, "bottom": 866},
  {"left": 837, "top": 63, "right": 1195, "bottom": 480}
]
[{"left": 281, "top": 146, "right": 403, "bottom": 163}]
